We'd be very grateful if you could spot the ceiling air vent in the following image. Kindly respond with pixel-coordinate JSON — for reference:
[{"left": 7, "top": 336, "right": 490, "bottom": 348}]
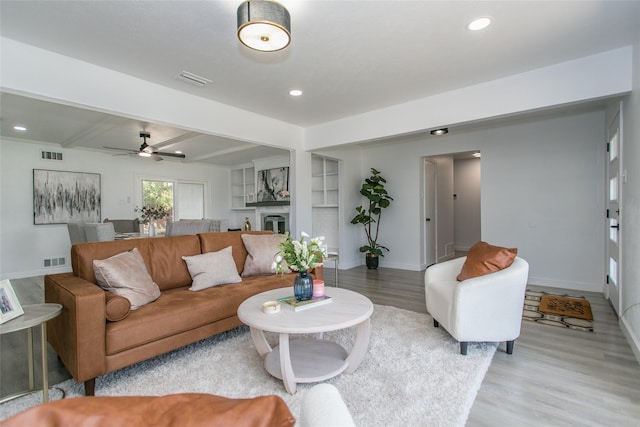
[
  {"left": 175, "top": 71, "right": 212, "bottom": 88},
  {"left": 41, "top": 150, "right": 63, "bottom": 160}
]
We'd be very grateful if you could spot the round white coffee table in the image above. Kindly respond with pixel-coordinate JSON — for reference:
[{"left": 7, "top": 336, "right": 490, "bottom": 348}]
[{"left": 238, "top": 287, "right": 373, "bottom": 394}]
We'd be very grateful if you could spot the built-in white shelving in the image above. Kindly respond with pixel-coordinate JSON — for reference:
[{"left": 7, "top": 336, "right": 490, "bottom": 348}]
[
  {"left": 312, "top": 156, "right": 339, "bottom": 207},
  {"left": 230, "top": 166, "right": 255, "bottom": 210}
]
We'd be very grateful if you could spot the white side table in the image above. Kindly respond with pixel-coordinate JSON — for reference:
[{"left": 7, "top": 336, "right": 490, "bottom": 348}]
[{"left": 0, "top": 303, "right": 62, "bottom": 403}]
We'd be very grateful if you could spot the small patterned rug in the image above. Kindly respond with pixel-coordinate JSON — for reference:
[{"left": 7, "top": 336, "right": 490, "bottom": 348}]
[{"left": 523, "top": 289, "right": 594, "bottom": 332}]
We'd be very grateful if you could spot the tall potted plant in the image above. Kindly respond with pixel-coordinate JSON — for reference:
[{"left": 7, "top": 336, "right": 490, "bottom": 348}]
[{"left": 350, "top": 168, "right": 393, "bottom": 269}]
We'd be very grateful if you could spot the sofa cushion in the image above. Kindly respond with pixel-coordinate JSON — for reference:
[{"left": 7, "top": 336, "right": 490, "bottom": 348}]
[
  {"left": 93, "top": 248, "right": 161, "bottom": 310},
  {"left": 105, "top": 292, "right": 131, "bottom": 322},
  {"left": 105, "top": 274, "right": 294, "bottom": 355},
  {"left": 182, "top": 246, "right": 242, "bottom": 291},
  {"left": 457, "top": 241, "right": 518, "bottom": 281},
  {"left": 2, "top": 393, "right": 295, "bottom": 427},
  {"left": 71, "top": 235, "right": 201, "bottom": 291},
  {"left": 241, "top": 233, "right": 285, "bottom": 276}
]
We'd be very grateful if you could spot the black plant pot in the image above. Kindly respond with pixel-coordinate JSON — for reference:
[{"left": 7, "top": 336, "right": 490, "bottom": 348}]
[{"left": 365, "top": 254, "right": 379, "bottom": 269}]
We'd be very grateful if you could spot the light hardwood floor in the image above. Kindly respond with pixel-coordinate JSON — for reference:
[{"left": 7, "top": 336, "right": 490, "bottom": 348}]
[{"left": 2, "top": 267, "right": 640, "bottom": 425}]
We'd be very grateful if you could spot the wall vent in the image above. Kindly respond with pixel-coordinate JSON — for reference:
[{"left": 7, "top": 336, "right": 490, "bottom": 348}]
[
  {"left": 44, "top": 256, "right": 66, "bottom": 268},
  {"left": 175, "top": 70, "right": 212, "bottom": 87},
  {"left": 41, "top": 151, "right": 63, "bottom": 160}
]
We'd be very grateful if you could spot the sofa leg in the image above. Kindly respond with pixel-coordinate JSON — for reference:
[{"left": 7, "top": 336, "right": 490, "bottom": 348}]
[
  {"left": 460, "top": 342, "right": 468, "bottom": 355},
  {"left": 84, "top": 379, "right": 96, "bottom": 396},
  {"left": 506, "top": 340, "right": 515, "bottom": 355},
  {"left": 433, "top": 319, "right": 439, "bottom": 328}
]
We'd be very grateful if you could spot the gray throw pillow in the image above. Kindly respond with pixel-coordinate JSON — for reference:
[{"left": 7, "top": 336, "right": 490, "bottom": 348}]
[
  {"left": 182, "top": 246, "right": 242, "bottom": 291},
  {"left": 241, "top": 234, "right": 286, "bottom": 276},
  {"left": 93, "top": 248, "right": 160, "bottom": 310}
]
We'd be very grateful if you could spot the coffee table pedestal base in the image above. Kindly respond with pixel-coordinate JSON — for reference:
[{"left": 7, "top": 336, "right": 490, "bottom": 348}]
[{"left": 264, "top": 337, "right": 348, "bottom": 394}]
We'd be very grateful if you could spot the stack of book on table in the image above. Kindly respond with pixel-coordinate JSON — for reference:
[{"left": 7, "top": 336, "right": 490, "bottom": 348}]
[{"left": 277, "top": 295, "right": 332, "bottom": 312}]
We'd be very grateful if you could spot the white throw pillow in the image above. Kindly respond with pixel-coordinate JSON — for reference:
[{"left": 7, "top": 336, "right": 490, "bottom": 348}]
[
  {"left": 182, "top": 246, "right": 242, "bottom": 291},
  {"left": 93, "top": 248, "right": 161, "bottom": 310}
]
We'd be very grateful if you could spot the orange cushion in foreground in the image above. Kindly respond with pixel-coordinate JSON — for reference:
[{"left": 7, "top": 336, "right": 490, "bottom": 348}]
[{"left": 3, "top": 393, "right": 295, "bottom": 427}]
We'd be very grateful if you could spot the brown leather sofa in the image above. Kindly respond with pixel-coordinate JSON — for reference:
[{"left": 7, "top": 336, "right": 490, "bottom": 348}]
[{"left": 45, "top": 231, "right": 322, "bottom": 396}]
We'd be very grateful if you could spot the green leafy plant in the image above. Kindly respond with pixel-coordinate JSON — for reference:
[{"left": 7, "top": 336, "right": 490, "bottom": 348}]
[
  {"left": 273, "top": 232, "right": 324, "bottom": 274},
  {"left": 350, "top": 168, "right": 394, "bottom": 256},
  {"left": 135, "top": 205, "right": 170, "bottom": 224}
]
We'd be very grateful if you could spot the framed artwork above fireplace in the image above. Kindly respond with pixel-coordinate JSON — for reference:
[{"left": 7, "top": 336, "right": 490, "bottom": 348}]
[{"left": 255, "top": 167, "right": 289, "bottom": 205}]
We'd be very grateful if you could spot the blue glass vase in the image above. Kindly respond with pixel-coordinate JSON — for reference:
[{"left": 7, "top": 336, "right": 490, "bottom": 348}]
[{"left": 294, "top": 270, "right": 313, "bottom": 301}]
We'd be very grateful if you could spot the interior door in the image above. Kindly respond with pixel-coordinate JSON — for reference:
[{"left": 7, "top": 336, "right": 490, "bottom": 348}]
[
  {"left": 606, "top": 112, "right": 621, "bottom": 316},
  {"left": 424, "top": 159, "right": 437, "bottom": 266}
]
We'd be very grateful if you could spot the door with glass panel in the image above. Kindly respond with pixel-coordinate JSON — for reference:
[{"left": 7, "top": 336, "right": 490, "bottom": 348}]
[{"left": 606, "top": 112, "right": 621, "bottom": 316}]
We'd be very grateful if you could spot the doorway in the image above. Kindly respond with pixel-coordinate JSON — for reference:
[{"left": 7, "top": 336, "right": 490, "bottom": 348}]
[
  {"left": 422, "top": 153, "right": 481, "bottom": 268},
  {"left": 605, "top": 109, "right": 622, "bottom": 316},
  {"left": 424, "top": 159, "right": 437, "bottom": 267}
]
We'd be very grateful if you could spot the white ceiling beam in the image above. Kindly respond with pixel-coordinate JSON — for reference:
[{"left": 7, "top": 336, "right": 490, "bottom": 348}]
[
  {"left": 60, "top": 115, "right": 128, "bottom": 148},
  {"left": 185, "top": 143, "right": 255, "bottom": 163}
]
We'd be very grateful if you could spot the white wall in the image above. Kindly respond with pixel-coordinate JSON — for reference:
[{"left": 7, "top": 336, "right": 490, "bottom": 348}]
[
  {"left": 333, "top": 109, "right": 605, "bottom": 292},
  {"left": 454, "top": 158, "right": 481, "bottom": 251},
  {"left": 0, "top": 139, "right": 229, "bottom": 279},
  {"left": 620, "top": 30, "right": 640, "bottom": 360}
]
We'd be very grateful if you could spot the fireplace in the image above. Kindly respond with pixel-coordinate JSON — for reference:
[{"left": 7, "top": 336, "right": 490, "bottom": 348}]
[{"left": 262, "top": 213, "right": 289, "bottom": 234}]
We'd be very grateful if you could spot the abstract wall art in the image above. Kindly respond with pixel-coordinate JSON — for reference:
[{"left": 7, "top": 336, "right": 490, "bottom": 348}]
[{"left": 33, "top": 169, "right": 101, "bottom": 224}]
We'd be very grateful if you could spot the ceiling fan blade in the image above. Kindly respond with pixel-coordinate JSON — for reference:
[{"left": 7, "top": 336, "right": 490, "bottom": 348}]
[
  {"left": 151, "top": 154, "right": 164, "bottom": 161},
  {"left": 153, "top": 151, "right": 186, "bottom": 159}
]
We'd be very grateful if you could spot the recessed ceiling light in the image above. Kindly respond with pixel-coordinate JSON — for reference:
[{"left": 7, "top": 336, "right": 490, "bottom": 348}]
[
  {"left": 13, "top": 125, "right": 27, "bottom": 131},
  {"left": 430, "top": 128, "right": 449, "bottom": 136},
  {"left": 467, "top": 17, "right": 492, "bottom": 31},
  {"left": 289, "top": 89, "right": 302, "bottom": 96}
]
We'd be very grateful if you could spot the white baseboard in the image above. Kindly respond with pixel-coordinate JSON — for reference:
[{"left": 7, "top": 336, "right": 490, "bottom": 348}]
[
  {"left": 620, "top": 316, "right": 640, "bottom": 365},
  {"left": 527, "top": 276, "right": 604, "bottom": 293}
]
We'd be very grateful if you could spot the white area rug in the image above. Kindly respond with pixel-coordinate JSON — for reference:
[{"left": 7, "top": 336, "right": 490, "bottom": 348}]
[{"left": 1, "top": 305, "right": 496, "bottom": 425}]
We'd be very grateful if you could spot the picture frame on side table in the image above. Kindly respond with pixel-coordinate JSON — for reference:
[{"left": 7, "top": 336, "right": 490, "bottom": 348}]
[{"left": 0, "top": 279, "right": 24, "bottom": 324}]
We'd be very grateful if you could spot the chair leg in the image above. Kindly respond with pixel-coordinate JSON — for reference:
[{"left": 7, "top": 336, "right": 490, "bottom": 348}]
[
  {"left": 506, "top": 340, "right": 515, "bottom": 355},
  {"left": 433, "top": 319, "right": 439, "bottom": 327},
  {"left": 460, "top": 342, "right": 468, "bottom": 355}
]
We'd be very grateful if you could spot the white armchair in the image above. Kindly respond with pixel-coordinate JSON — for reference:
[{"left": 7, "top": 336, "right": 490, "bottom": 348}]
[{"left": 424, "top": 256, "right": 529, "bottom": 355}]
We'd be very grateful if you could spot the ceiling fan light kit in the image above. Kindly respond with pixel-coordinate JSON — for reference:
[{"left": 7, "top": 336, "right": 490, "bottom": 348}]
[{"left": 237, "top": 0, "right": 291, "bottom": 52}]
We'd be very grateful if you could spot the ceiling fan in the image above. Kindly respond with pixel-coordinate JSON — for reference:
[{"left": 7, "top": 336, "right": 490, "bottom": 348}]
[{"left": 104, "top": 132, "right": 186, "bottom": 161}]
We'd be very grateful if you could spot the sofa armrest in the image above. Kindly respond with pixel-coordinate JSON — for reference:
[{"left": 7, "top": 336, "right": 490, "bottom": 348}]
[
  {"left": 297, "top": 384, "right": 355, "bottom": 427},
  {"left": 45, "top": 273, "right": 107, "bottom": 382}
]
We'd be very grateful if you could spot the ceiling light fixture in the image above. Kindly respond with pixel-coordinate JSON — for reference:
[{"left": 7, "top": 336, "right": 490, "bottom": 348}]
[
  {"left": 467, "top": 17, "right": 492, "bottom": 31},
  {"left": 430, "top": 128, "right": 449, "bottom": 136},
  {"left": 237, "top": 0, "right": 291, "bottom": 52},
  {"left": 473, "top": 152, "right": 481, "bottom": 158},
  {"left": 13, "top": 125, "right": 27, "bottom": 131},
  {"left": 289, "top": 89, "right": 302, "bottom": 96}
]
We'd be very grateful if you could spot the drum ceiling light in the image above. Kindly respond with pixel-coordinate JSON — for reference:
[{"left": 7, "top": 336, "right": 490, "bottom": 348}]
[{"left": 237, "top": 1, "right": 291, "bottom": 52}]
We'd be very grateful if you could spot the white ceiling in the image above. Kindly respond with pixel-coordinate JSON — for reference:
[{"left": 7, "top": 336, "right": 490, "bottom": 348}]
[{"left": 1, "top": 1, "right": 639, "bottom": 165}]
